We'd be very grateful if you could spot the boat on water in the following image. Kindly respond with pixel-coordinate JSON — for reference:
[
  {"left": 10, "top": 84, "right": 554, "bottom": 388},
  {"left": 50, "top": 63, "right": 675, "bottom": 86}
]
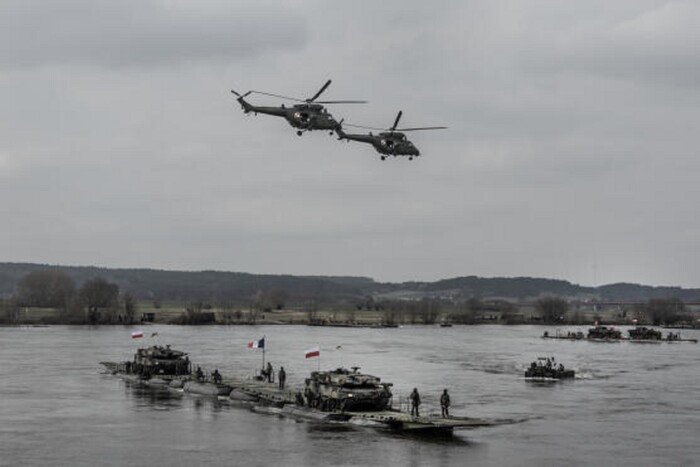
[
  {"left": 100, "top": 345, "right": 232, "bottom": 396},
  {"left": 628, "top": 327, "right": 697, "bottom": 343},
  {"left": 541, "top": 326, "right": 624, "bottom": 341},
  {"left": 307, "top": 322, "right": 399, "bottom": 329},
  {"left": 541, "top": 330, "right": 584, "bottom": 340},
  {"left": 541, "top": 327, "right": 697, "bottom": 343},
  {"left": 524, "top": 357, "right": 575, "bottom": 381}
]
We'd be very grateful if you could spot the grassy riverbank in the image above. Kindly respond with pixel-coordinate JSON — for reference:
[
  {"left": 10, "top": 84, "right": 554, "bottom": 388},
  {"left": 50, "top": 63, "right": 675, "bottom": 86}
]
[{"left": 4, "top": 301, "right": 649, "bottom": 327}]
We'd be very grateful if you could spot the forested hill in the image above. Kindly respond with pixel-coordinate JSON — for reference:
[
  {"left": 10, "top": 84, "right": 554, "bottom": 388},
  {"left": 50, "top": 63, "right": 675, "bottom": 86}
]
[{"left": 1, "top": 262, "right": 699, "bottom": 304}]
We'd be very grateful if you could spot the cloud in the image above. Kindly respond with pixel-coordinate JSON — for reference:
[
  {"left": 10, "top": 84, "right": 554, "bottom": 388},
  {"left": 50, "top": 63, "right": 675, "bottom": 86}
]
[
  {"left": 507, "top": 1, "right": 700, "bottom": 86},
  {"left": 0, "top": 0, "right": 308, "bottom": 68},
  {"left": 2, "top": 0, "right": 700, "bottom": 287}
]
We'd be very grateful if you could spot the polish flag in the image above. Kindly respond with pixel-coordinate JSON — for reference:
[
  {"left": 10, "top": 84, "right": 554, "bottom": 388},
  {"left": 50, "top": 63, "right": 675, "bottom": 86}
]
[
  {"left": 247, "top": 337, "right": 265, "bottom": 349},
  {"left": 131, "top": 331, "right": 144, "bottom": 339},
  {"left": 305, "top": 346, "right": 320, "bottom": 359}
]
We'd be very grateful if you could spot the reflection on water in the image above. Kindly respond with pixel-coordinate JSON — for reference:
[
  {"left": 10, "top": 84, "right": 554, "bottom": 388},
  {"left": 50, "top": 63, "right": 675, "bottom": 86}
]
[{"left": 1, "top": 325, "right": 699, "bottom": 466}]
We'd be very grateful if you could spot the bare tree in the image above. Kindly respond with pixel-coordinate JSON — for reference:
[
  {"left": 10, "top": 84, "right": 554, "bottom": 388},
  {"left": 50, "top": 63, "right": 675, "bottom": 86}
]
[
  {"left": 217, "top": 301, "right": 235, "bottom": 324},
  {"left": 536, "top": 296, "right": 569, "bottom": 324},
  {"left": 345, "top": 308, "right": 357, "bottom": 324},
  {"left": 645, "top": 298, "right": 685, "bottom": 326},
  {"left": 15, "top": 269, "right": 76, "bottom": 308},
  {"left": 122, "top": 293, "right": 137, "bottom": 324},
  {"left": 80, "top": 278, "right": 119, "bottom": 323},
  {"left": 304, "top": 300, "right": 319, "bottom": 324},
  {"left": 1, "top": 299, "right": 20, "bottom": 325},
  {"left": 419, "top": 299, "right": 440, "bottom": 324}
]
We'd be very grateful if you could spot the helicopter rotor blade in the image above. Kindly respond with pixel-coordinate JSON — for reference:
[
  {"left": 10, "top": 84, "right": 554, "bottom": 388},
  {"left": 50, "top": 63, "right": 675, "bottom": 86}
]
[
  {"left": 344, "top": 123, "right": 385, "bottom": 131},
  {"left": 395, "top": 126, "right": 448, "bottom": 131},
  {"left": 307, "top": 79, "right": 332, "bottom": 102},
  {"left": 314, "top": 100, "right": 367, "bottom": 104},
  {"left": 230, "top": 90, "right": 252, "bottom": 98},
  {"left": 391, "top": 111, "right": 403, "bottom": 131},
  {"left": 251, "top": 90, "right": 306, "bottom": 102}
]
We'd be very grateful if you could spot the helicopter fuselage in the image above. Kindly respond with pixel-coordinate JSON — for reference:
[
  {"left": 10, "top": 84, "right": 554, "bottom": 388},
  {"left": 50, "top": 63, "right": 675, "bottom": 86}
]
[
  {"left": 338, "top": 130, "right": 420, "bottom": 157},
  {"left": 237, "top": 98, "right": 340, "bottom": 131}
]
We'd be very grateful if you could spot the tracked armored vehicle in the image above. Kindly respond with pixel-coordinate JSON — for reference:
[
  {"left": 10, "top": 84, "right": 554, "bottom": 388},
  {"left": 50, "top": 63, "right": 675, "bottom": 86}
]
[
  {"left": 101, "top": 345, "right": 191, "bottom": 381},
  {"left": 628, "top": 327, "right": 662, "bottom": 340},
  {"left": 587, "top": 325, "right": 622, "bottom": 340},
  {"left": 302, "top": 367, "right": 393, "bottom": 412}
]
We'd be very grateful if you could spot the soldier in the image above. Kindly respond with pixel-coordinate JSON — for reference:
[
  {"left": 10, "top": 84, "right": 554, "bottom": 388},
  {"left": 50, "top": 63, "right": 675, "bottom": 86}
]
[
  {"left": 195, "top": 365, "right": 204, "bottom": 382},
  {"left": 440, "top": 389, "right": 451, "bottom": 418},
  {"left": 410, "top": 388, "right": 421, "bottom": 417},
  {"left": 266, "top": 362, "right": 274, "bottom": 383},
  {"left": 212, "top": 369, "right": 222, "bottom": 384},
  {"left": 278, "top": 366, "right": 286, "bottom": 390}
]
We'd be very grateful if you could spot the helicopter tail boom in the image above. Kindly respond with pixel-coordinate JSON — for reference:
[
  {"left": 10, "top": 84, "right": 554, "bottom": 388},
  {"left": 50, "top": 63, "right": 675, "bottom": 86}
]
[
  {"left": 334, "top": 119, "right": 347, "bottom": 139},
  {"left": 231, "top": 90, "right": 253, "bottom": 112}
]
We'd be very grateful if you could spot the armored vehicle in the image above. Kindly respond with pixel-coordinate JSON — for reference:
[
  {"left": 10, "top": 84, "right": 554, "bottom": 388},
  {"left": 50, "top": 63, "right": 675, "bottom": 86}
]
[
  {"left": 302, "top": 367, "right": 393, "bottom": 412},
  {"left": 628, "top": 327, "right": 662, "bottom": 340},
  {"left": 101, "top": 345, "right": 191, "bottom": 380},
  {"left": 525, "top": 358, "right": 575, "bottom": 380},
  {"left": 587, "top": 325, "right": 622, "bottom": 340}
]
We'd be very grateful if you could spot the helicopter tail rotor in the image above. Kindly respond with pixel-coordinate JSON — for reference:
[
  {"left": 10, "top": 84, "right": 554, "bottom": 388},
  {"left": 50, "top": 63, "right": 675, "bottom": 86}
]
[
  {"left": 231, "top": 90, "right": 253, "bottom": 112},
  {"left": 230, "top": 90, "right": 252, "bottom": 99},
  {"left": 335, "top": 118, "right": 347, "bottom": 139}
]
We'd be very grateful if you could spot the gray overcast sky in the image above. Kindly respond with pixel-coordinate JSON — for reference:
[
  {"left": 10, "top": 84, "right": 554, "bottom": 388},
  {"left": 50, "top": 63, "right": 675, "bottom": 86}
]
[{"left": 2, "top": 0, "right": 700, "bottom": 287}]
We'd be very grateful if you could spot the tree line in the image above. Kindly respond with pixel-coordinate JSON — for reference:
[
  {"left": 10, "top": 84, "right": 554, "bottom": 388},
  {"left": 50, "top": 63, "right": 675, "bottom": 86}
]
[
  {"left": 1, "top": 268, "right": 694, "bottom": 327},
  {"left": 2, "top": 269, "right": 135, "bottom": 324}
]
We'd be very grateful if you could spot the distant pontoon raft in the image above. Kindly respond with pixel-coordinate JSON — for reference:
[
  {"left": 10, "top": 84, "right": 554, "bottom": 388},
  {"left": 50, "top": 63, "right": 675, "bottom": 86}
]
[{"left": 541, "top": 326, "right": 697, "bottom": 343}]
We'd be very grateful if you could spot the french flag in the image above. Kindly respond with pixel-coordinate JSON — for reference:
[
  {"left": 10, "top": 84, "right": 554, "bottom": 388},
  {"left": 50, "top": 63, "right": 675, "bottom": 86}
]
[
  {"left": 131, "top": 331, "right": 144, "bottom": 339},
  {"left": 247, "top": 337, "right": 265, "bottom": 349},
  {"left": 305, "top": 346, "right": 320, "bottom": 359}
]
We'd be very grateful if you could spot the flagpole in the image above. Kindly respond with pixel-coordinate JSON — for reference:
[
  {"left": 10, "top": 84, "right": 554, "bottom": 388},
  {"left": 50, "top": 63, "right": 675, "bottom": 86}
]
[{"left": 262, "top": 335, "right": 266, "bottom": 370}]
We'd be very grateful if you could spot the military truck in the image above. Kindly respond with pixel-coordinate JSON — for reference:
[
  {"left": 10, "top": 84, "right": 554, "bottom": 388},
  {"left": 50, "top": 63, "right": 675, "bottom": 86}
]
[{"left": 302, "top": 367, "right": 393, "bottom": 412}]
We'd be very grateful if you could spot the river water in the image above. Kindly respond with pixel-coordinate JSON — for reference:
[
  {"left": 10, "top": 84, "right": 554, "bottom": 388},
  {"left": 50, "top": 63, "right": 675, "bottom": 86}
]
[{"left": 1, "top": 324, "right": 699, "bottom": 466}]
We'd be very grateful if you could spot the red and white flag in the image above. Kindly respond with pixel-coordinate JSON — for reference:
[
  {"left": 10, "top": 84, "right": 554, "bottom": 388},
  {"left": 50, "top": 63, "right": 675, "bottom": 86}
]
[
  {"left": 305, "top": 346, "right": 320, "bottom": 359},
  {"left": 131, "top": 331, "right": 144, "bottom": 339}
]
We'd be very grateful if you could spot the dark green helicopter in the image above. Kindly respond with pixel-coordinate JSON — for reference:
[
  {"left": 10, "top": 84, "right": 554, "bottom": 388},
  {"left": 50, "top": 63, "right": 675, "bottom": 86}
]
[
  {"left": 335, "top": 111, "right": 446, "bottom": 160},
  {"left": 231, "top": 80, "right": 366, "bottom": 136}
]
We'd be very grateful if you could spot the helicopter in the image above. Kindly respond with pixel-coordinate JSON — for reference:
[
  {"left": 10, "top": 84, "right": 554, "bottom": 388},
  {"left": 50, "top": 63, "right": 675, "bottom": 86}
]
[
  {"left": 334, "top": 111, "right": 446, "bottom": 160},
  {"left": 230, "top": 80, "right": 366, "bottom": 136}
]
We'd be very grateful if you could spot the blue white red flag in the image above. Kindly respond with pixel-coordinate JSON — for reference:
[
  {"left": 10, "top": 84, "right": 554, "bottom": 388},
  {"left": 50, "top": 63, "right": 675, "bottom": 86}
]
[{"left": 247, "top": 337, "right": 265, "bottom": 349}]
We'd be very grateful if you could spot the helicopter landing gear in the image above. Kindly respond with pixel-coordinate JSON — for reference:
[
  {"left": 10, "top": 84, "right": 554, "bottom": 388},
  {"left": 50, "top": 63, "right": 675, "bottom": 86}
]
[{"left": 296, "top": 130, "right": 303, "bottom": 136}]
